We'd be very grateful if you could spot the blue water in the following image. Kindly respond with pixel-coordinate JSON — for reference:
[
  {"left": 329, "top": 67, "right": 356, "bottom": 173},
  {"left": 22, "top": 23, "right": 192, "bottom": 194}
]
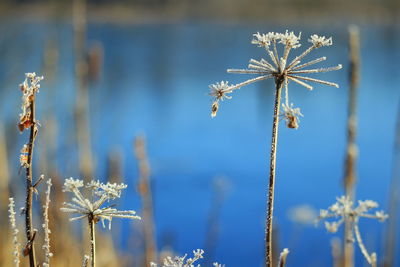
[{"left": 1, "top": 21, "right": 399, "bottom": 266}]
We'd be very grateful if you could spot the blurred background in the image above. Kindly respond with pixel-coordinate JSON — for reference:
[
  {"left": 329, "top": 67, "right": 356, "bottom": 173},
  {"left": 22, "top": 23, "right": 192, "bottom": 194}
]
[{"left": 0, "top": 0, "right": 399, "bottom": 266}]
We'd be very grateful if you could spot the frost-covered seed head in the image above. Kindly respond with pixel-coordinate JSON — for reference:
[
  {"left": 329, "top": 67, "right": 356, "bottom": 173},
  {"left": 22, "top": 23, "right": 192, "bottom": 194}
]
[
  {"left": 308, "top": 34, "right": 332, "bottom": 48},
  {"left": 279, "top": 30, "right": 301, "bottom": 48}
]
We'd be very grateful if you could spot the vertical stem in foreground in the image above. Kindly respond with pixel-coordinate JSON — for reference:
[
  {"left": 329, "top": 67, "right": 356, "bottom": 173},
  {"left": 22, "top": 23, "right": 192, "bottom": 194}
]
[
  {"left": 25, "top": 96, "right": 37, "bottom": 267},
  {"left": 89, "top": 216, "right": 96, "bottom": 267},
  {"left": 266, "top": 76, "right": 284, "bottom": 267}
]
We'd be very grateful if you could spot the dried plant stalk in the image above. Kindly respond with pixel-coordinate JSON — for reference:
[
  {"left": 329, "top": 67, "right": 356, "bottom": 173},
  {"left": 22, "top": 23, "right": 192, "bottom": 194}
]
[
  {"left": 73, "top": 0, "right": 94, "bottom": 180},
  {"left": 19, "top": 73, "right": 43, "bottom": 267},
  {"left": 266, "top": 76, "right": 284, "bottom": 265},
  {"left": 331, "top": 237, "right": 342, "bottom": 267},
  {"left": 343, "top": 25, "right": 360, "bottom": 267},
  {"left": 134, "top": 136, "right": 157, "bottom": 266},
  {"left": 88, "top": 216, "right": 96, "bottom": 267}
]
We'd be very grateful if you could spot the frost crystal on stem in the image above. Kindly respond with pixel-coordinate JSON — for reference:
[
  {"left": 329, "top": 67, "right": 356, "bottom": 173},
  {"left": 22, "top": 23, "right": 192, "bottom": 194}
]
[
  {"left": 60, "top": 177, "right": 141, "bottom": 229},
  {"left": 318, "top": 196, "right": 388, "bottom": 266}
]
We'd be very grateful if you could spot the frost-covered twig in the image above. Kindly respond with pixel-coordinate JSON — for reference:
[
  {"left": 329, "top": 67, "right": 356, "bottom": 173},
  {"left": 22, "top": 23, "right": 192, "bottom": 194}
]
[
  {"left": 19, "top": 72, "right": 43, "bottom": 267},
  {"left": 8, "top": 198, "right": 20, "bottom": 267},
  {"left": 42, "top": 178, "right": 53, "bottom": 267}
]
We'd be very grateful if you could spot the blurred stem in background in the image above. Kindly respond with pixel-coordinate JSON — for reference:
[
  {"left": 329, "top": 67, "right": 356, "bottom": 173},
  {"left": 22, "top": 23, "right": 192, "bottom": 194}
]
[
  {"left": 0, "top": 123, "right": 10, "bottom": 216},
  {"left": 204, "top": 177, "right": 229, "bottom": 266},
  {"left": 73, "top": 0, "right": 94, "bottom": 181},
  {"left": 382, "top": 90, "right": 400, "bottom": 267},
  {"left": 134, "top": 136, "right": 157, "bottom": 266},
  {"left": 343, "top": 25, "right": 360, "bottom": 267}
]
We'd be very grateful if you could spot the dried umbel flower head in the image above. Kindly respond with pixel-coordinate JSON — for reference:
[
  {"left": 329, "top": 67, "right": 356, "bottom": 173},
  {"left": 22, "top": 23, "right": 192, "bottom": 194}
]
[
  {"left": 18, "top": 73, "right": 43, "bottom": 132},
  {"left": 318, "top": 196, "right": 388, "bottom": 266},
  {"left": 60, "top": 178, "right": 141, "bottom": 229},
  {"left": 209, "top": 31, "right": 342, "bottom": 118}
]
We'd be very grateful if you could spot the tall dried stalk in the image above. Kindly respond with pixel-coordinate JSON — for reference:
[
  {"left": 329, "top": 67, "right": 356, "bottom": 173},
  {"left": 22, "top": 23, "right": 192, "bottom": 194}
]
[
  {"left": 73, "top": 0, "right": 93, "bottom": 180},
  {"left": 134, "top": 136, "right": 157, "bottom": 266},
  {"left": 24, "top": 86, "right": 39, "bottom": 267},
  {"left": 266, "top": 76, "right": 284, "bottom": 265},
  {"left": 343, "top": 25, "right": 360, "bottom": 267}
]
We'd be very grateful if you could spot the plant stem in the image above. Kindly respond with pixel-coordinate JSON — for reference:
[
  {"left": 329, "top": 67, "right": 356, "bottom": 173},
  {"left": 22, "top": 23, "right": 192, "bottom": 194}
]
[
  {"left": 89, "top": 216, "right": 96, "bottom": 267},
  {"left": 25, "top": 95, "right": 37, "bottom": 267},
  {"left": 266, "top": 76, "right": 284, "bottom": 266},
  {"left": 343, "top": 25, "right": 360, "bottom": 267}
]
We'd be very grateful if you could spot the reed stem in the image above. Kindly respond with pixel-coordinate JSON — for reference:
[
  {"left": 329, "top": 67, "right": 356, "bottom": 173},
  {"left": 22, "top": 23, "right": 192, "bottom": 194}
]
[
  {"left": 266, "top": 76, "right": 284, "bottom": 266},
  {"left": 25, "top": 94, "right": 37, "bottom": 267},
  {"left": 343, "top": 25, "right": 360, "bottom": 267}
]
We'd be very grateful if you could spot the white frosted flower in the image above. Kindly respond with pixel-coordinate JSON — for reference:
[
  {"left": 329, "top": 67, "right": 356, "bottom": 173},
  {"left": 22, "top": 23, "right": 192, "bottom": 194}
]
[
  {"left": 308, "top": 34, "right": 332, "bottom": 47},
  {"left": 251, "top": 32, "right": 271, "bottom": 47},
  {"left": 61, "top": 178, "right": 140, "bottom": 229},
  {"left": 209, "top": 81, "right": 233, "bottom": 101},
  {"left": 279, "top": 30, "right": 301, "bottom": 48}
]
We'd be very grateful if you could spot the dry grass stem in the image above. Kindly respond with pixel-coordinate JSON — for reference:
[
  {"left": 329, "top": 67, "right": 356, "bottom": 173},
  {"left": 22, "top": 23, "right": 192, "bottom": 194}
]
[
  {"left": 134, "top": 136, "right": 157, "bottom": 266},
  {"left": 73, "top": 0, "right": 94, "bottom": 180},
  {"left": 343, "top": 25, "right": 360, "bottom": 267}
]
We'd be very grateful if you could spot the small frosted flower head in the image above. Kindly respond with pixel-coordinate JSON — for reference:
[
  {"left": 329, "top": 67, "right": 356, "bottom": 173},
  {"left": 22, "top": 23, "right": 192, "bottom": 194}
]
[
  {"left": 279, "top": 30, "right": 301, "bottom": 48},
  {"left": 209, "top": 81, "right": 234, "bottom": 117},
  {"left": 308, "top": 34, "right": 332, "bottom": 48},
  {"left": 87, "top": 180, "right": 128, "bottom": 199},
  {"left": 63, "top": 177, "right": 84, "bottom": 192},
  {"left": 251, "top": 32, "right": 271, "bottom": 47},
  {"left": 375, "top": 211, "right": 389, "bottom": 222},
  {"left": 209, "top": 81, "right": 233, "bottom": 101}
]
